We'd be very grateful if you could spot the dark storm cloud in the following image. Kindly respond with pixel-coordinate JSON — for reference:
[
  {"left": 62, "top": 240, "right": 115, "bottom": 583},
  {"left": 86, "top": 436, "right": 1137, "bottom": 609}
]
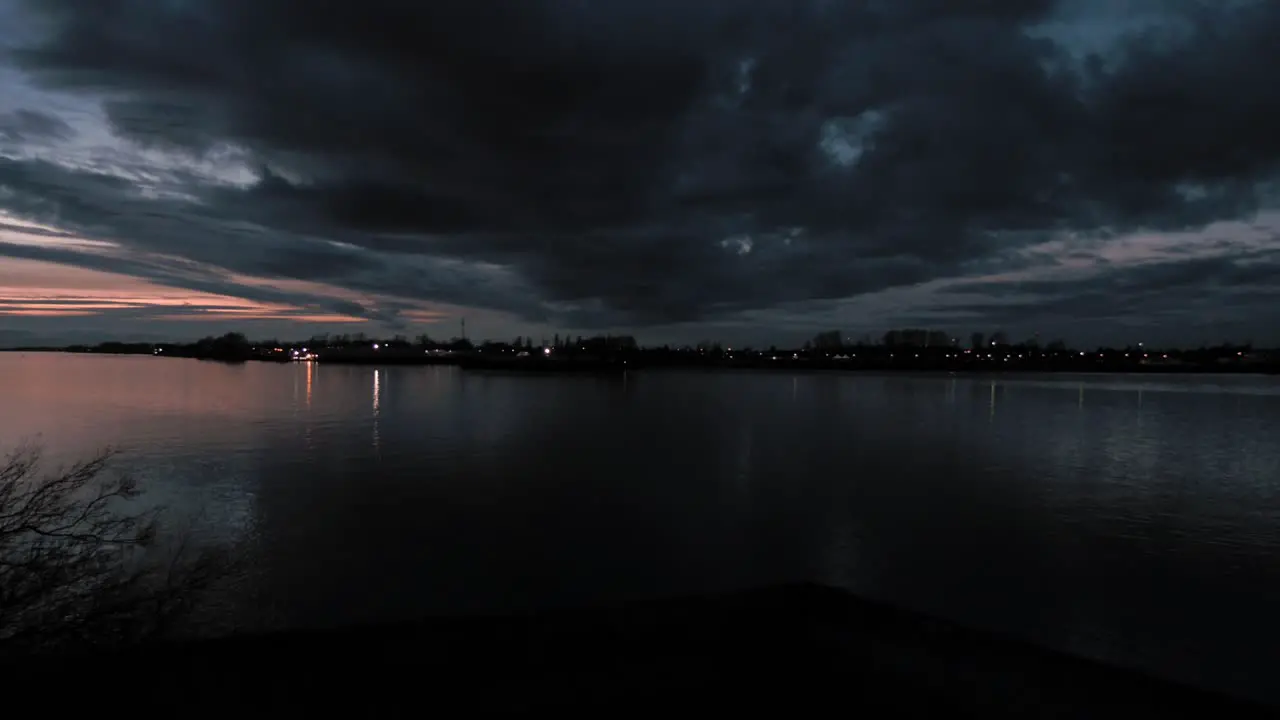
[
  {"left": 941, "top": 250, "right": 1280, "bottom": 337},
  {"left": 954, "top": 249, "right": 1280, "bottom": 298},
  {"left": 0, "top": 219, "right": 79, "bottom": 238},
  {"left": 4, "top": 0, "right": 1280, "bottom": 329},
  {"left": 0, "top": 108, "right": 73, "bottom": 143},
  {"left": 0, "top": 216, "right": 372, "bottom": 321},
  {"left": 0, "top": 156, "right": 538, "bottom": 321}
]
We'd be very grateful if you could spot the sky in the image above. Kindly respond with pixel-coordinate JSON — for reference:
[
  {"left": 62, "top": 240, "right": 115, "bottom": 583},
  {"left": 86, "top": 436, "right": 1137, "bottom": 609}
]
[{"left": 1, "top": 0, "right": 1279, "bottom": 349}]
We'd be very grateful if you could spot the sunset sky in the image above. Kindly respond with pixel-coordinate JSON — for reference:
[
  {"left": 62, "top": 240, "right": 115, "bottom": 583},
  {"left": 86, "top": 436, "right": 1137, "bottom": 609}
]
[{"left": 2, "top": 0, "right": 1279, "bottom": 347}]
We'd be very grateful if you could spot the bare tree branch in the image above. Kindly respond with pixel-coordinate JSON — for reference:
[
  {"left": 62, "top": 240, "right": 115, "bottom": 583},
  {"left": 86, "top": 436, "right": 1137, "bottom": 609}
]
[{"left": 0, "top": 446, "right": 229, "bottom": 658}]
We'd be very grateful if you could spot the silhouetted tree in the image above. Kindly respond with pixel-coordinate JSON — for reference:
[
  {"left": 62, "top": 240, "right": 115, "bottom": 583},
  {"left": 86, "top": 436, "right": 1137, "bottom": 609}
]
[
  {"left": 0, "top": 446, "right": 228, "bottom": 657},
  {"left": 190, "top": 332, "right": 252, "bottom": 360},
  {"left": 812, "top": 330, "right": 843, "bottom": 349}
]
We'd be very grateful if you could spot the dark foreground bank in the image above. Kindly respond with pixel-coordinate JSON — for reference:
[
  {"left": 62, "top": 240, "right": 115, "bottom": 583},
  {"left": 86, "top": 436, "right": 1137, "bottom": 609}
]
[{"left": 4, "top": 584, "right": 1271, "bottom": 716}]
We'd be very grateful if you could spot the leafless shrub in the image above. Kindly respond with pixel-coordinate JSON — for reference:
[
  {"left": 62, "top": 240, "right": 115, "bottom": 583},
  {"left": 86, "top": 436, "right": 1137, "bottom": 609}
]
[{"left": 0, "top": 444, "right": 228, "bottom": 658}]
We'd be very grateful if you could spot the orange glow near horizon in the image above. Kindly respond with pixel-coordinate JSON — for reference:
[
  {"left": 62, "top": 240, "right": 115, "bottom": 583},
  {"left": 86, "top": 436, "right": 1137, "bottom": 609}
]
[
  {"left": 0, "top": 256, "right": 368, "bottom": 322},
  {"left": 149, "top": 312, "right": 367, "bottom": 323},
  {"left": 2, "top": 217, "right": 458, "bottom": 328},
  {"left": 2, "top": 309, "right": 100, "bottom": 317},
  {"left": 399, "top": 308, "right": 451, "bottom": 323},
  {"left": 0, "top": 255, "right": 453, "bottom": 328},
  {"left": 1, "top": 302, "right": 150, "bottom": 310}
]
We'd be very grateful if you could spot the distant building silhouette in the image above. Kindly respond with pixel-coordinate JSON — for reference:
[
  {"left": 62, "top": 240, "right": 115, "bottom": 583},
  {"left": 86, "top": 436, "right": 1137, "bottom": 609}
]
[
  {"left": 582, "top": 335, "right": 638, "bottom": 353},
  {"left": 884, "top": 329, "right": 950, "bottom": 348},
  {"left": 812, "top": 330, "right": 843, "bottom": 349}
]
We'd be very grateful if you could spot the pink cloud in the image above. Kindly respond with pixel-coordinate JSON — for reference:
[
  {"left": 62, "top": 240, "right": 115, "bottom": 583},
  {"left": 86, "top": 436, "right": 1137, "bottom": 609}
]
[{"left": 0, "top": 256, "right": 368, "bottom": 322}]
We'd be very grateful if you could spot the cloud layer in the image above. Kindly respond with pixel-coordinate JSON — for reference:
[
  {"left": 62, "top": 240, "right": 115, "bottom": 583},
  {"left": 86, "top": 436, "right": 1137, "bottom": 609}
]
[{"left": 2, "top": 0, "right": 1280, "bottom": 342}]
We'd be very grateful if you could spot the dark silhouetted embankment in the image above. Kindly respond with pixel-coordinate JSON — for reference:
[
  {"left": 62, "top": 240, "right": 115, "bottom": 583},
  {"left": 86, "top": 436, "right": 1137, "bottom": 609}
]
[{"left": 3, "top": 584, "right": 1270, "bottom": 716}]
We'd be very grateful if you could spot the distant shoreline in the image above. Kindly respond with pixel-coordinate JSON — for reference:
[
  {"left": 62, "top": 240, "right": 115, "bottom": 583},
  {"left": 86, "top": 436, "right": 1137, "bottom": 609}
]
[{"left": 5, "top": 347, "right": 1279, "bottom": 376}]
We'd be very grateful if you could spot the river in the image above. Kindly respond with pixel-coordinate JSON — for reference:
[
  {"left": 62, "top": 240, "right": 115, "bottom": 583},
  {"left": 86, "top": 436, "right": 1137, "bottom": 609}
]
[{"left": 2, "top": 353, "right": 1279, "bottom": 703}]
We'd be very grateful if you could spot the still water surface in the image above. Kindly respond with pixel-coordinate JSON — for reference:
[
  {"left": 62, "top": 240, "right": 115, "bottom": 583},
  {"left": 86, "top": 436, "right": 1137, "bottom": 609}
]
[{"left": 3, "top": 353, "right": 1280, "bottom": 702}]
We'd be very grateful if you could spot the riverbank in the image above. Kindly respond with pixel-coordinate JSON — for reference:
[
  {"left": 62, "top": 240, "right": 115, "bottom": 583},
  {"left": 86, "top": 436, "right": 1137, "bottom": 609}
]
[
  {"left": 5, "top": 347, "right": 1280, "bottom": 374},
  {"left": 3, "top": 584, "right": 1269, "bottom": 715}
]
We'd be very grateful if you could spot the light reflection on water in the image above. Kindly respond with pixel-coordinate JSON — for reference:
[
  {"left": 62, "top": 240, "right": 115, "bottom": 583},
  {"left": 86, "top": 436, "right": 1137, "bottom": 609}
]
[{"left": 2, "top": 354, "right": 1280, "bottom": 703}]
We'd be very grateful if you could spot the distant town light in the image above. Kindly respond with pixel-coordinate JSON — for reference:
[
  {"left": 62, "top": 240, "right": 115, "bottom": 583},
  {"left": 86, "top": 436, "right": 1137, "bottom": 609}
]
[
  {"left": 373, "top": 343, "right": 380, "bottom": 350},
  {"left": 544, "top": 347, "right": 551, "bottom": 356}
]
